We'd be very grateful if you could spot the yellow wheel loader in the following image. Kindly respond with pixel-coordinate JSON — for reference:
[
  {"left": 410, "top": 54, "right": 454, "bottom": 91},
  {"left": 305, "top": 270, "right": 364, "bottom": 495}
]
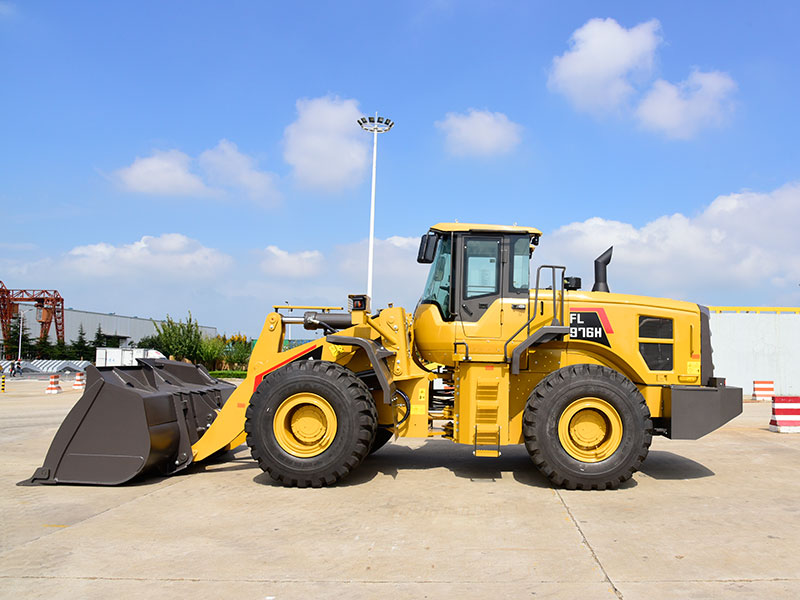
[{"left": 21, "top": 223, "right": 742, "bottom": 490}]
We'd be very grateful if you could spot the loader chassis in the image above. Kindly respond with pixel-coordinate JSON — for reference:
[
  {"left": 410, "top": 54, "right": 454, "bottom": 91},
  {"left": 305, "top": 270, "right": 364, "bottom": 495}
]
[{"left": 23, "top": 222, "right": 742, "bottom": 490}]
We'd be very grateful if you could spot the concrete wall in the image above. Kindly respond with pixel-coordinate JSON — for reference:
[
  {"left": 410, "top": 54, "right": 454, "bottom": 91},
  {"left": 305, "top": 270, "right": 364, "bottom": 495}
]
[{"left": 709, "top": 311, "right": 800, "bottom": 396}]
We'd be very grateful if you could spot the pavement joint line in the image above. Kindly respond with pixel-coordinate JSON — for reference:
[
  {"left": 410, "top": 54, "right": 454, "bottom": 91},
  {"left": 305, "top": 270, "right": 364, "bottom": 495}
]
[
  {"left": 555, "top": 488, "right": 623, "bottom": 600},
  {"left": 0, "top": 575, "right": 643, "bottom": 584},
  {"left": 1, "top": 575, "right": 798, "bottom": 584},
  {"left": 0, "top": 477, "right": 185, "bottom": 556}
]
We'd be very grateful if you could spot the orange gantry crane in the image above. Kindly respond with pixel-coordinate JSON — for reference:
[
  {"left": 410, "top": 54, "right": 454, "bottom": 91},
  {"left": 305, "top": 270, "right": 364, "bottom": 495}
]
[{"left": 0, "top": 281, "right": 65, "bottom": 344}]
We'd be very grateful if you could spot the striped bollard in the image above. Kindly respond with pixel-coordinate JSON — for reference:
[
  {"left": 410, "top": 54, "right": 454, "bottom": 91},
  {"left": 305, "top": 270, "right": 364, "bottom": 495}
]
[
  {"left": 45, "top": 374, "right": 62, "bottom": 394},
  {"left": 1, "top": 375, "right": 4, "bottom": 393},
  {"left": 752, "top": 380, "right": 775, "bottom": 402},
  {"left": 73, "top": 371, "right": 86, "bottom": 390},
  {"left": 769, "top": 397, "right": 800, "bottom": 433}
]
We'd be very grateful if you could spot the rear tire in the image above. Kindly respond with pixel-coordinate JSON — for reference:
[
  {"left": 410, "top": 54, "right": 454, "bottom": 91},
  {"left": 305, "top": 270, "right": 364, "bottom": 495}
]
[
  {"left": 523, "top": 364, "right": 652, "bottom": 490},
  {"left": 245, "top": 360, "right": 377, "bottom": 487}
]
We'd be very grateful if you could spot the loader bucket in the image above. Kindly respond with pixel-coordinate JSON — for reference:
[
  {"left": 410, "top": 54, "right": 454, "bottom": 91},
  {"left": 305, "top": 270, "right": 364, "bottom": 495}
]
[{"left": 19, "top": 359, "right": 236, "bottom": 486}]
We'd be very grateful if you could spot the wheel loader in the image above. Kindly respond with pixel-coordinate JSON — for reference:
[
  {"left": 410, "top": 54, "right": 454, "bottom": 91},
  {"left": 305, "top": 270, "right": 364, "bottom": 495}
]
[{"left": 21, "top": 223, "right": 742, "bottom": 490}]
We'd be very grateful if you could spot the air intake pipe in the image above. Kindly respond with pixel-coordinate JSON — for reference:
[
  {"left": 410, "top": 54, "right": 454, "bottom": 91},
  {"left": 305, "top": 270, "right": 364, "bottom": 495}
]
[{"left": 592, "top": 247, "right": 613, "bottom": 292}]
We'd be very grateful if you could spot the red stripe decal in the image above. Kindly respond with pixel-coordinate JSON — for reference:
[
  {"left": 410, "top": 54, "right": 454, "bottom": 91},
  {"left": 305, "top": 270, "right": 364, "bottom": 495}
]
[
  {"left": 252, "top": 345, "right": 320, "bottom": 392},
  {"left": 570, "top": 307, "right": 614, "bottom": 334}
]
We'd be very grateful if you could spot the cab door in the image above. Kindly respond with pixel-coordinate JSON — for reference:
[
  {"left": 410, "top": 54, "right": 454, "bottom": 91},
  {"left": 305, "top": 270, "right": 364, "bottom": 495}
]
[
  {"left": 457, "top": 235, "right": 503, "bottom": 334},
  {"left": 455, "top": 234, "right": 530, "bottom": 360}
]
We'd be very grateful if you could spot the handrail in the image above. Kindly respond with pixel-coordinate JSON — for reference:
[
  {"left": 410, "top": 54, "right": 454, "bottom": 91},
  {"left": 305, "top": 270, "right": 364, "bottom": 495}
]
[{"left": 503, "top": 265, "right": 566, "bottom": 362}]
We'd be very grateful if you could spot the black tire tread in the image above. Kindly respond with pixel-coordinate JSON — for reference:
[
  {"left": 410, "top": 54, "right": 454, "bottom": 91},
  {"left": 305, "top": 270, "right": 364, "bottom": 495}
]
[
  {"left": 244, "top": 360, "right": 377, "bottom": 488},
  {"left": 522, "top": 364, "right": 652, "bottom": 490}
]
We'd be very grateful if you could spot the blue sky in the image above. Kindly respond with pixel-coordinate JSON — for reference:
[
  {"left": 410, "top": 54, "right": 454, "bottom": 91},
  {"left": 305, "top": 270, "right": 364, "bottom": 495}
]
[{"left": 2, "top": 1, "right": 799, "bottom": 338}]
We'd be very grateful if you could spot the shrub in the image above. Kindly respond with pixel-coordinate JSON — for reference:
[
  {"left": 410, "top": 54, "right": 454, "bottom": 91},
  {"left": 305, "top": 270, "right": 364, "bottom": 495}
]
[
  {"left": 198, "top": 336, "right": 227, "bottom": 371},
  {"left": 155, "top": 312, "right": 201, "bottom": 361}
]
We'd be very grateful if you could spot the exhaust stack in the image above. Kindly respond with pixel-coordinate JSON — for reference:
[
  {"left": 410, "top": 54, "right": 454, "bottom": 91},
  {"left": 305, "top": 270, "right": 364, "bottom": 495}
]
[{"left": 592, "top": 247, "right": 613, "bottom": 292}]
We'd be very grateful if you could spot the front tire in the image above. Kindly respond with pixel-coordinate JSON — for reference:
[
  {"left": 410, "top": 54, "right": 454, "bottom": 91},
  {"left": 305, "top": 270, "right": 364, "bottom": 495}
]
[
  {"left": 245, "top": 360, "right": 377, "bottom": 487},
  {"left": 523, "top": 364, "right": 652, "bottom": 490}
]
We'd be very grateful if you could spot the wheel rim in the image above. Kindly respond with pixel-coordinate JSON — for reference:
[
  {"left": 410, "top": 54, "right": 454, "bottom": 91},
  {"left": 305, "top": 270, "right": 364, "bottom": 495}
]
[
  {"left": 273, "top": 393, "right": 338, "bottom": 458},
  {"left": 557, "top": 397, "right": 623, "bottom": 462}
]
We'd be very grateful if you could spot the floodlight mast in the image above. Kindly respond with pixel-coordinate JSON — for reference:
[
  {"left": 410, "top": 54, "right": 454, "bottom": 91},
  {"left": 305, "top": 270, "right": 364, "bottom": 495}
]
[
  {"left": 357, "top": 113, "right": 394, "bottom": 303},
  {"left": 17, "top": 306, "right": 35, "bottom": 362}
]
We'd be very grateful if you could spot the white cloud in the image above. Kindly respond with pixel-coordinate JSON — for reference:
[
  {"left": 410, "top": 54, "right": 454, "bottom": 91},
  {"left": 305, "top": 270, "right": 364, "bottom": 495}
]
[
  {"left": 534, "top": 183, "right": 800, "bottom": 306},
  {"left": 261, "top": 245, "right": 323, "bottom": 279},
  {"left": 198, "top": 139, "right": 280, "bottom": 205},
  {"left": 65, "top": 233, "right": 232, "bottom": 280},
  {"left": 635, "top": 69, "right": 737, "bottom": 139},
  {"left": 115, "top": 150, "right": 210, "bottom": 196},
  {"left": 549, "top": 18, "right": 661, "bottom": 114},
  {"left": 283, "top": 96, "right": 369, "bottom": 191},
  {"left": 115, "top": 141, "right": 279, "bottom": 204},
  {"left": 435, "top": 109, "right": 522, "bottom": 157},
  {"left": 246, "top": 235, "right": 426, "bottom": 316}
]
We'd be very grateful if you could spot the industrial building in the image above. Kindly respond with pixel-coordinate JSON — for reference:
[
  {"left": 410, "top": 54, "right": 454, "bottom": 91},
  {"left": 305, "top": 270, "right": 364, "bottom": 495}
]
[
  {"left": 56, "top": 308, "right": 218, "bottom": 347},
  {"left": 1, "top": 307, "right": 217, "bottom": 350}
]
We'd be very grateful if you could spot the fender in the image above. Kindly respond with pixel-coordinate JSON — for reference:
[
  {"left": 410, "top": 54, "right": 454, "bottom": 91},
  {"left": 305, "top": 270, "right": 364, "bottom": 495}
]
[{"left": 326, "top": 335, "right": 397, "bottom": 404}]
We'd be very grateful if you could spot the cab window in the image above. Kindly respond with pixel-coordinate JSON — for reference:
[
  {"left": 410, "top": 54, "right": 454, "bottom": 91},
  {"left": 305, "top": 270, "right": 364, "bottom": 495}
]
[
  {"left": 463, "top": 238, "right": 500, "bottom": 299},
  {"left": 511, "top": 236, "right": 530, "bottom": 292},
  {"left": 418, "top": 235, "right": 453, "bottom": 319}
]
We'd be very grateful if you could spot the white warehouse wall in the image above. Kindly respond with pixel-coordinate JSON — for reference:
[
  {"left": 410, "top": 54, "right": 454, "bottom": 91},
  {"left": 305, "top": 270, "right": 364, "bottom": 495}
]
[{"left": 709, "top": 311, "right": 800, "bottom": 396}]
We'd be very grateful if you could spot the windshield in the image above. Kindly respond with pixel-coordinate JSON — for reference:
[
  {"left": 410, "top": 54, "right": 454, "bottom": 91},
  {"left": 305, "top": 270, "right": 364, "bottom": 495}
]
[{"left": 418, "top": 235, "right": 452, "bottom": 319}]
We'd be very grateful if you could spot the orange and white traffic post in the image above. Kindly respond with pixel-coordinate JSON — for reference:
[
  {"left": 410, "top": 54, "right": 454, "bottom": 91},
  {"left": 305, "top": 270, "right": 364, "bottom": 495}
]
[
  {"left": 45, "top": 374, "right": 62, "bottom": 394},
  {"left": 752, "top": 380, "right": 775, "bottom": 402},
  {"left": 73, "top": 371, "right": 86, "bottom": 390}
]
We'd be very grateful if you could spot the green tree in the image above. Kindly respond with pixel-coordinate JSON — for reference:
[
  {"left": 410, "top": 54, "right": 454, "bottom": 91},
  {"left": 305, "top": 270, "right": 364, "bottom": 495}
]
[
  {"left": 92, "top": 324, "right": 106, "bottom": 349},
  {"left": 53, "top": 339, "right": 72, "bottom": 360},
  {"left": 224, "top": 338, "right": 252, "bottom": 370},
  {"left": 33, "top": 335, "right": 53, "bottom": 359},
  {"left": 155, "top": 312, "right": 201, "bottom": 361},
  {"left": 197, "top": 335, "right": 226, "bottom": 370},
  {"left": 70, "top": 324, "right": 91, "bottom": 361},
  {"left": 136, "top": 334, "right": 164, "bottom": 353}
]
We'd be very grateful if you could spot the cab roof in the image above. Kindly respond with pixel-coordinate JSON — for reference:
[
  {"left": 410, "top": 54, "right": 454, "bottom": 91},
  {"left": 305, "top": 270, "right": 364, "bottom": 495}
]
[{"left": 430, "top": 222, "right": 542, "bottom": 235}]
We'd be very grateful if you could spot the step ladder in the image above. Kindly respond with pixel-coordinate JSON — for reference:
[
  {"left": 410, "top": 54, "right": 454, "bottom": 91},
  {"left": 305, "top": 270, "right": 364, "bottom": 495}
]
[{"left": 473, "top": 380, "right": 501, "bottom": 457}]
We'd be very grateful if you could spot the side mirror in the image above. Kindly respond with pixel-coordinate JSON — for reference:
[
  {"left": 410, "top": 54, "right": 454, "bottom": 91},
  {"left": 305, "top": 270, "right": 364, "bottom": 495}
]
[{"left": 417, "top": 232, "right": 438, "bottom": 263}]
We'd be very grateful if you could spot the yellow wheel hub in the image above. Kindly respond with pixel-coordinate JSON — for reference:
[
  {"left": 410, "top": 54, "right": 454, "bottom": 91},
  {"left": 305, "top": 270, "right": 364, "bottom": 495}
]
[
  {"left": 273, "top": 393, "right": 337, "bottom": 458},
  {"left": 558, "top": 397, "right": 623, "bottom": 462}
]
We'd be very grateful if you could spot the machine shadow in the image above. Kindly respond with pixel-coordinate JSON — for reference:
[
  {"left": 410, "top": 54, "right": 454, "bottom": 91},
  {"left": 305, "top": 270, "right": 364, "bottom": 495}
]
[
  {"left": 639, "top": 450, "right": 715, "bottom": 480},
  {"left": 250, "top": 439, "right": 555, "bottom": 489}
]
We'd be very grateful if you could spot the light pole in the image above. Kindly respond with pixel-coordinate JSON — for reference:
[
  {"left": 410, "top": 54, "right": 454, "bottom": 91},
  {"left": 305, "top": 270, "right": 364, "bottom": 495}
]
[
  {"left": 17, "top": 307, "right": 35, "bottom": 361},
  {"left": 357, "top": 113, "right": 394, "bottom": 302}
]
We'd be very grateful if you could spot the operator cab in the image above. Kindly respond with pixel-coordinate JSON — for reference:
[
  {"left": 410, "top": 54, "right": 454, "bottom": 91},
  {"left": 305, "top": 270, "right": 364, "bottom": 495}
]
[
  {"left": 417, "top": 222, "right": 541, "bottom": 322},
  {"left": 414, "top": 223, "right": 542, "bottom": 364}
]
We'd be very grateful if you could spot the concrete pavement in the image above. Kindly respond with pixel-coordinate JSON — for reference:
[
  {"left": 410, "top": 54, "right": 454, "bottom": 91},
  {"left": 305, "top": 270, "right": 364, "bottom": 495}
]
[{"left": 1, "top": 378, "right": 797, "bottom": 599}]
